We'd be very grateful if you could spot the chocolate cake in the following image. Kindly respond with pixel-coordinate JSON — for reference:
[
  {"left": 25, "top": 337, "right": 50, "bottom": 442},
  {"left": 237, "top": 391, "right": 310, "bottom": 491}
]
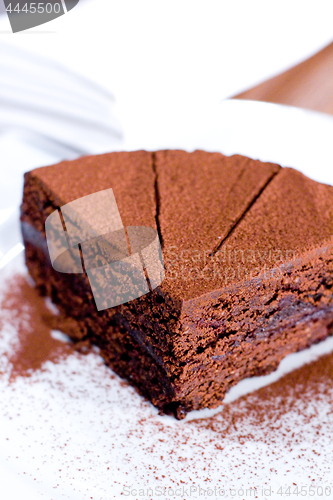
[{"left": 20, "top": 150, "right": 333, "bottom": 419}]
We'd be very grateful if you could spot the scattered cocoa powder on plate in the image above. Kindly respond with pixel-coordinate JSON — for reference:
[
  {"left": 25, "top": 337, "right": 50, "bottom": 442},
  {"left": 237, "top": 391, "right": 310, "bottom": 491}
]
[
  {"left": 1, "top": 273, "right": 333, "bottom": 441},
  {"left": 0, "top": 274, "right": 73, "bottom": 380},
  {"left": 191, "top": 348, "right": 333, "bottom": 444}
]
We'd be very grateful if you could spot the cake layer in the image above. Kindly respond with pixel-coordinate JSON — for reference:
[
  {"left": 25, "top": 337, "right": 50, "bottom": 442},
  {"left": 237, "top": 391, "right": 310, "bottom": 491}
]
[
  {"left": 154, "top": 150, "right": 280, "bottom": 300},
  {"left": 21, "top": 150, "right": 333, "bottom": 418}
]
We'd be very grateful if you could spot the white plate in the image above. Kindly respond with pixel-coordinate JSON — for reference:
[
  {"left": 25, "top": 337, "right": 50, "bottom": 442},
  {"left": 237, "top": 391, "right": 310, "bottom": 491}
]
[{"left": 1, "top": 101, "right": 333, "bottom": 500}]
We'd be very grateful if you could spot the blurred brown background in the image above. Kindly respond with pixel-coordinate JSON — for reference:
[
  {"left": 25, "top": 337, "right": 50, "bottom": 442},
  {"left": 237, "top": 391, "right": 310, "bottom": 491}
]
[{"left": 235, "top": 42, "right": 333, "bottom": 115}]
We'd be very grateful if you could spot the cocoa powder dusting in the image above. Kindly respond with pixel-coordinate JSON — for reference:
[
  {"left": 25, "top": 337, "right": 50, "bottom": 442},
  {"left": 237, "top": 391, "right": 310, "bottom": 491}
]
[
  {"left": 190, "top": 349, "right": 333, "bottom": 443},
  {"left": 1, "top": 274, "right": 333, "bottom": 449},
  {"left": 0, "top": 275, "right": 73, "bottom": 380},
  {"left": 1, "top": 273, "right": 333, "bottom": 490}
]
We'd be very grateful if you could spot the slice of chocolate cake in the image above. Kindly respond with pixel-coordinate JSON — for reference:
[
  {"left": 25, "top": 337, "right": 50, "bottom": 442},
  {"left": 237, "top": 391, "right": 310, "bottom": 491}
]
[{"left": 20, "top": 150, "right": 333, "bottom": 418}]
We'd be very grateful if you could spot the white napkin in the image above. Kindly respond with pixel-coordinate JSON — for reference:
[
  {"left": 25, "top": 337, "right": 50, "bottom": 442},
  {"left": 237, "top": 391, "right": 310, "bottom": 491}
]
[
  {"left": 0, "top": 41, "right": 123, "bottom": 156},
  {"left": 1, "top": 0, "right": 333, "bottom": 146},
  {"left": 1, "top": 0, "right": 333, "bottom": 219}
]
